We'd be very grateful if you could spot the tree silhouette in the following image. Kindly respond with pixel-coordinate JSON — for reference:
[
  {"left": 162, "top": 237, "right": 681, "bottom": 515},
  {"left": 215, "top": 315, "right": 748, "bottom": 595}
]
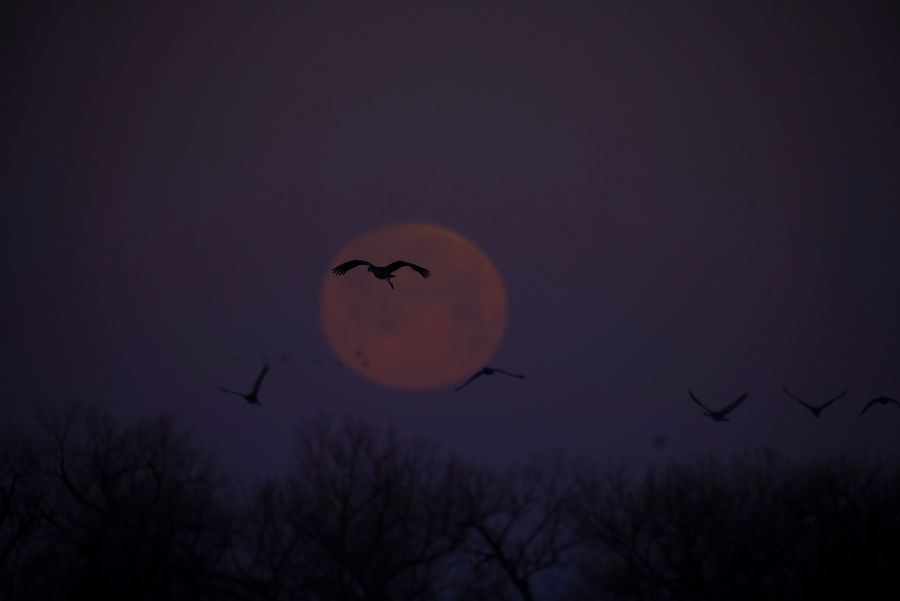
[
  {"left": 0, "top": 419, "right": 42, "bottom": 600},
  {"left": 455, "top": 452, "right": 579, "bottom": 601},
  {"left": 2, "top": 407, "right": 900, "bottom": 600},
  {"left": 6, "top": 407, "right": 229, "bottom": 601},
  {"left": 568, "top": 451, "right": 900, "bottom": 601},
  {"left": 231, "top": 415, "right": 468, "bottom": 601}
]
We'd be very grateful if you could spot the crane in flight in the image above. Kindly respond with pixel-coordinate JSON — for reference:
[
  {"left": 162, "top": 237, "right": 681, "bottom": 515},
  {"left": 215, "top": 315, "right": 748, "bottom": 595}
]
[
  {"left": 219, "top": 364, "right": 269, "bottom": 406},
  {"left": 782, "top": 386, "right": 848, "bottom": 418},
  {"left": 689, "top": 389, "right": 748, "bottom": 422},
  {"left": 453, "top": 367, "right": 525, "bottom": 392},
  {"left": 331, "top": 260, "right": 431, "bottom": 289},
  {"left": 859, "top": 395, "right": 899, "bottom": 416}
]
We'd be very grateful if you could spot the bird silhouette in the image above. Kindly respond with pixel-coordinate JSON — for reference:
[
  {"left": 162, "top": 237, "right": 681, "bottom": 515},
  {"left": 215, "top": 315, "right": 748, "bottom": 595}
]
[
  {"left": 219, "top": 364, "right": 269, "bottom": 406},
  {"left": 331, "top": 259, "right": 431, "bottom": 289},
  {"left": 689, "top": 389, "right": 748, "bottom": 421},
  {"left": 783, "top": 386, "right": 848, "bottom": 418},
  {"left": 859, "top": 395, "right": 900, "bottom": 416},
  {"left": 453, "top": 367, "right": 525, "bottom": 392}
]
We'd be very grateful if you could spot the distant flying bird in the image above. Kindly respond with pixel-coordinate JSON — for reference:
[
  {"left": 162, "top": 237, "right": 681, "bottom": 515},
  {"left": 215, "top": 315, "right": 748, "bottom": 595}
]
[
  {"left": 689, "top": 389, "right": 748, "bottom": 422},
  {"left": 859, "top": 395, "right": 900, "bottom": 416},
  {"left": 783, "top": 386, "right": 848, "bottom": 418},
  {"left": 453, "top": 367, "right": 525, "bottom": 392},
  {"left": 219, "top": 364, "right": 269, "bottom": 406},
  {"left": 331, "top": 260, "right": 431, "bottom": 289}
]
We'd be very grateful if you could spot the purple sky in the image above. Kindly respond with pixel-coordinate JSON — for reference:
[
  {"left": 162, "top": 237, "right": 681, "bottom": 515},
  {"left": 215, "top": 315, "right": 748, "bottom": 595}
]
[{"left": 3, "top": 1, "right": 899, "bottom": 476}]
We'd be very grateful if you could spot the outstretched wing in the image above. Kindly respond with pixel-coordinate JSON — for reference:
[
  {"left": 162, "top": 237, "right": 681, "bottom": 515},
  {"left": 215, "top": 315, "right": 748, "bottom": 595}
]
[
  {"left": 782, "top": 386, "right": 814, "bottom": 410},
  {"left": 218, "top": 387, "right": 244, "bottom": 398},
  {"left": 819, "top": 387, "right": 849, "bottom": 410},
  {"left": 493, "top": 368, "right": 525, "bottom": 379},
  {"left": 688, "top": 389, "right": 712, "bottom": 413},
  {"left": 886, "top": 397, "right": 900, "bottom": 408},
  {"left": 721, "top": 392, "right": 749, "bottom": 415},
  {"left": 860, "top": 398, "right": 879, "bottom": 415},
  {"left": 332, "top": 259, "right": 373, "bottom": 276},
  {"left": 385, "top": 261, "right": 431, "bottom": 279},
  {"left": 454, "top": 369, "right": 486, "bottom": 392},
  {"left": 251, "top": 364, "right": 270, "bottom": 395}
]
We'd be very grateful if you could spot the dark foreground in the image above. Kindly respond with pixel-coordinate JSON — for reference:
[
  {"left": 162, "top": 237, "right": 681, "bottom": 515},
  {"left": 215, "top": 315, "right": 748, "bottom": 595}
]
[{"left": 2, "top": 407, "right": 898, "bottom": 601}]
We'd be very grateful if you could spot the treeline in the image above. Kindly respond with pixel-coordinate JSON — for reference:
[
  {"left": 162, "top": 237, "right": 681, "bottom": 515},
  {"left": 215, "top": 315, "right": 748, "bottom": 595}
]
[{"left": 1, "top": 408, "right": 899, "bottom": 601}]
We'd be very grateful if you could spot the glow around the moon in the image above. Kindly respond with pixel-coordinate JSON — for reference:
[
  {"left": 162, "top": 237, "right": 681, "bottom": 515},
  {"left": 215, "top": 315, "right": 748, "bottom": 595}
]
[{"left": 320, "top": 223, "right": 508, "bottom": 390}]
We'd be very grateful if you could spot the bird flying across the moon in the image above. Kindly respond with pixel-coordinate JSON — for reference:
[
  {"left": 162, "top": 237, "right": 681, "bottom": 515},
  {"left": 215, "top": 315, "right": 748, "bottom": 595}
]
[
  {"left": 331, "top": 259, "right": 431, "bottom": 289},
  {"left": 859, "top": 395, "right": 900, "bottom": 415},
  {"left": 453, "top": 366, "right": 525, "bottom": 392},
  {"left": 783, "top": 386, "right": 848, "bottom": 418},
  {"left": 689, "top": 389, "right": 748, "bottom": 421},
  {"left": 219, "top": 364, "right": 269, "bottom": 406},
  {"left": 322, "top": 223, "right": 508, "bottom": 389}
]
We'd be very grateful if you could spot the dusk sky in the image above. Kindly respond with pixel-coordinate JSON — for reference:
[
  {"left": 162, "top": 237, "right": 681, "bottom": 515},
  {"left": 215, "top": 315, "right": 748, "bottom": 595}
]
[{"left": 3, "top": 1, "right": 899, "bottom": 477}]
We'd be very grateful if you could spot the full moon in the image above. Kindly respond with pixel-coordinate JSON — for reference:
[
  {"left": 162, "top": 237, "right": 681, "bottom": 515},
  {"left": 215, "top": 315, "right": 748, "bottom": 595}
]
[{"left": 320, "top": 223, "right": 508, "bottom": 390}]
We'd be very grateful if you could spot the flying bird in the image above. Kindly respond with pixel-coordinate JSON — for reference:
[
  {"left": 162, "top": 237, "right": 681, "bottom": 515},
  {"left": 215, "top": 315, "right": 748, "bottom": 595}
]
[
  {"left": 219, "top": 364, "right": 269, "bottom": 406},
  {"left": 783, "top": 386, "right": 848, "bottom": 418},
  {"left": 859, "top": 395, "right": 900, "bottom": 416},
  {"left": 453, "top": 367, "right": 525, "bottom": 392},
  {"left": 689, "top": 389, "right": 748, "bottom": 422},
  {"left": 331, "top": 259, "right": 431, "bottom": 289}
]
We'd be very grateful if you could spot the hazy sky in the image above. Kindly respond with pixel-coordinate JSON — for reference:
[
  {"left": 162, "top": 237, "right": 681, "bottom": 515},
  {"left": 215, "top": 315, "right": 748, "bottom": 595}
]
[{"left": 3, "top": 0, "right": 899, "bottom": 476}]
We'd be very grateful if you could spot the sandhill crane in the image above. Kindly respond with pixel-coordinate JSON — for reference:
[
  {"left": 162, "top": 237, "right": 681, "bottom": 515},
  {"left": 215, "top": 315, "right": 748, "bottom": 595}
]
[
  {"left": 453, "top": 367, "right": 525, "bottom": 392},
  {"left": 689, "top": 389, "right": 748, "bottom": 422},
  {"left": 331, "top": 260, "right": 431, "bottom": 289},
  {"left": 859, "top": 395, "right": 900, "bottom": 416},
  {"left": 783, "top": 386, "right": 848, "bottom": 418},
  {"left": 219, "top": 364, "right": 269, "bottom": 406}
]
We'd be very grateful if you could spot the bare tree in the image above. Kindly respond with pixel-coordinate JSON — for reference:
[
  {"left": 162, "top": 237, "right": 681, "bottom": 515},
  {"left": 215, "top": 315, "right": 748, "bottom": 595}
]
[
  {"left": 230, "top": 415, "right": 467, "bottom": 601},
  {"left": 5, "top": 406, "right": 900, "bottom": 601},
  {"left": 225, "top": 477, "right": 307, "bottom": 601},
  {"left": 16, "top": 406, "right": 229, "bottom": 600},
  {"left": 0, "top": 419, "right": 42, "bottom": 600},
  {"left": 456, "top": 451, "right": 580, "bottom": 601},
  {"left": 568, "top": 452, "right": 900, "bottom": 601}
]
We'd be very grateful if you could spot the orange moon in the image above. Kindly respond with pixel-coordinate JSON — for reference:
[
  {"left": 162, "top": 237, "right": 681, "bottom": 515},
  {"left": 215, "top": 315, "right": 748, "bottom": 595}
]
[{"left": 320, "top": 223, "right": 508, "bottom": 390}]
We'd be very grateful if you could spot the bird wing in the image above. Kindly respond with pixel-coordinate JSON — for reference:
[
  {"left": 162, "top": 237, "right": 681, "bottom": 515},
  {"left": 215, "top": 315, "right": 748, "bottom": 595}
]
[
  {"left": 218, "top": 387, "right": 245, "bottom": 398},
  {"left": 332, "top": 259, "right": 373, "bottom": 275},
  {"left": 782, "top": 386, "right": 814, "bottom": 410},
  {"left": 454, "top": 369, "right": 486, "bottom": 391},
  {"left": 887, "top": 397, "right": 900, "bottom": 407},
  {"left": 493, "top": 368, "right": 525, "bottom": 379},
  {"left": 385, "top": 261, "right": 431, "bottom": 278},
  {"left": 251, "top": 364, "right": 270, "bottom": 394},
  {"left": 820, "top": 387, "right": 849, "bottom": 409},
  {"left": 688, "top": 389, "right": 712, "bottom": 413},
  {"left": 859, "top": 398, "right": 878, "bottom": 415},
  {"left": 721, "top": 393, "right": 749, "bottom": 415}
]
